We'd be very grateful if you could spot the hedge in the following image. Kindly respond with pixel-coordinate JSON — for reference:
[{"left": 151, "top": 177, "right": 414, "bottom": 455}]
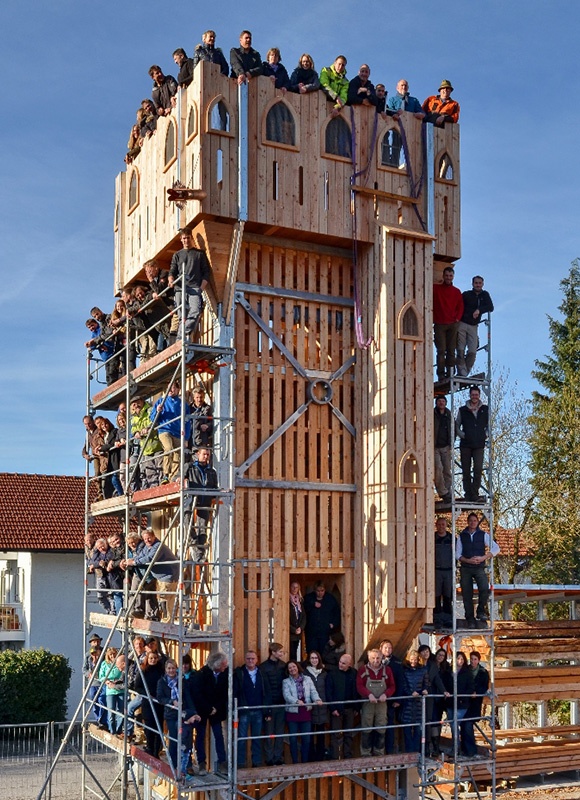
[{"left": 0, "top": 648, "right": 71, "bottom": 724}]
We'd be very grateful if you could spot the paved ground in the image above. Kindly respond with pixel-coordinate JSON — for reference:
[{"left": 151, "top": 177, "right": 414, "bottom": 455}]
[{"left": 0, "top": 754, "right": 131, "bottom": 800}]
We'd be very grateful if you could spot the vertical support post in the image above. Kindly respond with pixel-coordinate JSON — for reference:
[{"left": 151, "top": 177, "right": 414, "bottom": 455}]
[
  {"left": 238, "top": 83, "right": 249, "bottom": 222},
  {"left": 425, "top": 123, "right": 435, "bottom": 241}
]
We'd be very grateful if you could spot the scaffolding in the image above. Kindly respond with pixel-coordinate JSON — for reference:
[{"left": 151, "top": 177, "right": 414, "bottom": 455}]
[
  {"left": 44, "top": 284, "right": 236, "bottom": 800},
  {"left": 419, "top": 313, "right": 497, "bottom": 799}
]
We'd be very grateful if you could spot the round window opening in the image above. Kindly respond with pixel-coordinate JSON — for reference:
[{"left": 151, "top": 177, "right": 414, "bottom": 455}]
[{"left": 308, "top": 379, "right": 333, "bottom": 405}]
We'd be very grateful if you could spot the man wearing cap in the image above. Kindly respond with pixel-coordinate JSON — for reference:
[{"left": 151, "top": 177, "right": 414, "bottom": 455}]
[
  {"left": 83, "top": 634, "right": 107, "bottom": 728},
  {"left": 422, "top": 81, "right": 460, "bottom": 127},
  {"left": 168, "top": 227, "right": 212, "bottom": 341}
]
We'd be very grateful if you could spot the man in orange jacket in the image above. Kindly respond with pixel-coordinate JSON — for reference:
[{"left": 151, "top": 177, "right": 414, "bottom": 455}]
[{"left": 422, "top": 80, "right": 460, "bottom": 127}]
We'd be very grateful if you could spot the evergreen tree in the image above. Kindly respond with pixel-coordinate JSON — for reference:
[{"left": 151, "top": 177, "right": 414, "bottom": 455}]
[{"left": 528, "top": 260, "right": 580, "bottom": 582}]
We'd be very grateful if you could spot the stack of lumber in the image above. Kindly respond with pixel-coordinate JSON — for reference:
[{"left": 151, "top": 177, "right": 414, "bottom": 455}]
[
  {"left": 490, "top": 664, "right": 580, "bottom": 703},
  {"left": 494, "top": 620, "right": 580, "bottom": 661},
  {"left": 440, "top": 737, "right": 580, "bottom": 783}
]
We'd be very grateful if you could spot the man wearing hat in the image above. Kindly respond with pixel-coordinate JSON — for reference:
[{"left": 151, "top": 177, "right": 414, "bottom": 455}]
[
  {"left": 422, "top": 80, "right": 460, "bottom": 127},
  {"left": 83, "top": 633, "right": 107, "bottom": 728}
]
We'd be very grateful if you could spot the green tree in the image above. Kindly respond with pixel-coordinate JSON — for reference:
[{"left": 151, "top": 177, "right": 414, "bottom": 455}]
[
  {"left": 0, "top": 649, "right": 71, "bottom": 723},
  {"left": 489, "top": 369, "right": 534, "bottom": 583},
  {"left": 528, "top": 260, "right": 580, "bottom": 583}
]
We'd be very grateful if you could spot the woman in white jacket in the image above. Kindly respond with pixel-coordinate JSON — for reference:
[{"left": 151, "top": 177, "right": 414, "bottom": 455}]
[{"left": 282, "top": 661, "right": 323, "bottom": 763}]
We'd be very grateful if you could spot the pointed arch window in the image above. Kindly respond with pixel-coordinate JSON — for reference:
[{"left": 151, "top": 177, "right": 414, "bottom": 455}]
[
  {"left": 398, "top": 301, "right": 422, "bottom": 340},
  {"left": 325, "top": 117, "right": 351, "bottom": 159},
  {"left": 265, "top": 102, "right": 296, "bottom": 146},
  {"left": 438, "top": 152, "right": 454, "bottom": 180}
]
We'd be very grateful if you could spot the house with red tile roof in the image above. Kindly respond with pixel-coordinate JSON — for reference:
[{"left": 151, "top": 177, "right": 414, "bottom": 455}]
[{"left": 0, "top": 473, "right": 125, "bottom": 714}]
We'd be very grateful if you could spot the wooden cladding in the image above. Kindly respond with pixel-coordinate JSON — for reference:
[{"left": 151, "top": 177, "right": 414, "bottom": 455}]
[
  {"left": 233, "top": 238, "right": 356, "bottom": 656},
  {"left": 114, "top": 61, "right": 459, "bottom": 289},
  {"left": 356, "top": 231, "right": 434, "bottom": 646}
]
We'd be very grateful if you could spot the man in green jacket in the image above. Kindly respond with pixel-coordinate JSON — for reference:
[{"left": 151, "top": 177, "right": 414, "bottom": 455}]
[{"left": 320, "top": 55, "right": 348, "bottom": 117}]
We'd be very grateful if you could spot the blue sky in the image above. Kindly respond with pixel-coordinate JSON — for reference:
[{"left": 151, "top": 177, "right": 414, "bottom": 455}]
[{"left": 1, "top": 0, "right": 579, "bottom": 476}]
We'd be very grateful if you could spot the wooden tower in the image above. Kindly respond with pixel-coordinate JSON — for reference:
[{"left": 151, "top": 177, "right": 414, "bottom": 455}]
[{"left": 109, "top": 60, "right": 461, "bottom": 798}]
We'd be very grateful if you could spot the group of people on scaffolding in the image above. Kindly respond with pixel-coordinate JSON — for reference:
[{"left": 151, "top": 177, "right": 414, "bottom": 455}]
[{"left": 84, "top": 631, "right": 490, "bottom": 780}]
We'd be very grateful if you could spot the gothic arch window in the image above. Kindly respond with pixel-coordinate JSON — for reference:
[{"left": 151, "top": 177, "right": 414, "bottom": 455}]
[
  {"left": 438, "top": 152, "right": 454, "bottom": 180},
  {"left": 186, "top": 103, "right": 198, "bottom": 141},
  {"left": 265, "top": 102, "right": 296, "bottom": 146},
  {"left": 398, "top": 301, "right": 422, "bottom": 340},
  {"left": 128, "top": 169, "right": 139, "bottom": 213},
  {"left": 164, "top": 120, "right": 176, "bottom": 167},
  {"left": 381, "top": 129, "right": 404, "bottom": 168},
  {"left": 324, "top": 116, "right": 351, "bottom": 159},
  {"left": 399, "top": 449, "right": 422, "bottom": 488},
  {"left": 209, "top": 98, "right": 231, "bottom": 133}
]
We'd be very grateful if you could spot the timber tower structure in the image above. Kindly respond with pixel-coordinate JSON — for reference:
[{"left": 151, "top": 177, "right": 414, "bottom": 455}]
[{"left": 77, "top": 61, "right": 466, "bottom": 800}]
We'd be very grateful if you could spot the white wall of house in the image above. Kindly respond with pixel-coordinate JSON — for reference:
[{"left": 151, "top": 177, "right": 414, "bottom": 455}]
[{"left": 21, "top": 552, "right": 86, "bottom": 717}]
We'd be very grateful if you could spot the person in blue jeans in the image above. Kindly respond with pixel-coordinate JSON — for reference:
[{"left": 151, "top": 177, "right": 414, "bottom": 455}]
[{"left": 233, "top": 651, "right": 272, "bottom": 768}]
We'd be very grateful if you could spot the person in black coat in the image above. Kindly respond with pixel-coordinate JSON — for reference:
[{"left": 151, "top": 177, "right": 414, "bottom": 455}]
[
  {"left": 193, "top": 651, "right": 229, "bottom": 773},
  {"left": 303, "top": 582, "right": 341, "bottom": 654},
  {"left": 289, "top": 54, "right": 320, "bottom": 94},
  {"left": 134, "top": 651, "right": 165, "bottom": 757},
  {"left": 157, "top": 658, "right": 200, "bottom": 773},
  {"left": 381, "top": 639, "right": 405, "bottom": 754},
  {"left": 449, "top": 652, "right": 476, "bottom": 757},
  {"left": 326, "top": 653, "right": 359, "bottom": 759},
  {"left": 260, "top": 643, "right": 287, "bottom": 766}
]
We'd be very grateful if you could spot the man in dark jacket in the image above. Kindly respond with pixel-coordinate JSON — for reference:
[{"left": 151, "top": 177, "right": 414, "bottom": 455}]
[
  {"left": 434, "top": 517, "right": 454, "bottom": 618},
  {"left": 193, "top": 30, "right": 229, "bottom": 76},
  {"left": 456, "top": 276, "right": 494, "bottom": 377},
  {"left": 185, "top": 447, "right": 218, "bottom": 561},
  {"left": 260, "top": 643, "right": 286, "bottom": 765},
  {"left": 304, "top": 582, "right": 341, "bottom": 654},
  {"left": 149, "top": 65, "right": 177, "bottom": 115},
  {"left": 326, "top": 653, "right": 359, "bottom": 759},
  {"left": 347, "top": 64, "right": 377, "bottom": 107},
  {"left": 233, "top": 651, "right": 271, "bottom": 768},
  {"left": 168, "top": 227, "right": 211, "bottom": 340},
  {"left": 434, "top": 395, "right": 453, "bottom": 503},
  {"left": 192, "top": 651, "right": 229, "bottom": 774},
  {"left": 455, "top": 386, "right": 489, "bottom": 502},
  {"left": 380, "top": 639, "right": 404, "bottom": 753},
  {"left": 230, "top": 30, "right": 262, "bottom": 85},
  {"left": 456, "top": 514, "right": 499, "bottom": 626},
  {"left": 173, "top": 48, "right": 194, "bottom": 88}
]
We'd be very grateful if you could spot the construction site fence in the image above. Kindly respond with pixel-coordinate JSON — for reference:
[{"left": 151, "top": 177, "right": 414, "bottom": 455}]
[{"left": 1, "top": 721, "right": 117, "bottom": 800}]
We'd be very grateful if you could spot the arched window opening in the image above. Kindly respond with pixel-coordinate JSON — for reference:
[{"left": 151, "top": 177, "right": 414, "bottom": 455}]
[
  {"left": 381, "top": 130, "right": 404, "bottom": 168},
  {"left": 209, "top": 99, "right": 230, "bottom": 132},
  {"left": 325, "top": 117, "right": 351, "bottom": 159},
  {"left": 398, "top": 302, "right": 422, "bottom": 340},
  {"left": 187, "top": 104, "right": 197, "bottom": 140},
  {"left": 399, "top": 450, "right": 422, "bottom": 488},
  {"left": 128, "top": 171, "right": 138, "bottom": 211},
  {"left": 439, "top": 152, "right": 453, "bottom": 180},
  {"left": 164, "top": 122, "right": 176, "bottom": 166},
  {"left": 265, "top": 102, "right": 296, "bottom": 145}
]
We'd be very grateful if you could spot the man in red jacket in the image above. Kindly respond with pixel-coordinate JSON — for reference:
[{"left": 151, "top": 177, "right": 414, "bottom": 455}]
[
  {"left": 357, "top": 649, "right": 395, "bottom": 756},
  {"left": 433, "top": 266, "right": 464, "bottom": 382}
]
